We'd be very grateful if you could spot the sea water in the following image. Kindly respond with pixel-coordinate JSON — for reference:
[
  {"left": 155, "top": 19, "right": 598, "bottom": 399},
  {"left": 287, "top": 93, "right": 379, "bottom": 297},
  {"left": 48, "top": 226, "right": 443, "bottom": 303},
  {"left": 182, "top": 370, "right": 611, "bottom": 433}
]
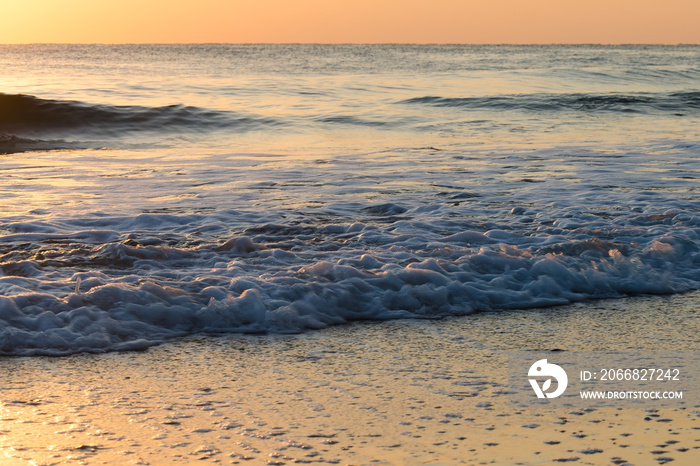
[{"left": 0, "top": 44, "right": 699, "bottom": 355}]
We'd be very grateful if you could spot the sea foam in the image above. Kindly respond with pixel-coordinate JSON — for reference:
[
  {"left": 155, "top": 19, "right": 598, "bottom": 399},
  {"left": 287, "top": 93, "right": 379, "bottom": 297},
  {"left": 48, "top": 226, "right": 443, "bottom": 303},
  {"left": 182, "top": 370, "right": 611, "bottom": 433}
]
[{"left": 1, "top": 200, "right": 698, "bottom": 355}]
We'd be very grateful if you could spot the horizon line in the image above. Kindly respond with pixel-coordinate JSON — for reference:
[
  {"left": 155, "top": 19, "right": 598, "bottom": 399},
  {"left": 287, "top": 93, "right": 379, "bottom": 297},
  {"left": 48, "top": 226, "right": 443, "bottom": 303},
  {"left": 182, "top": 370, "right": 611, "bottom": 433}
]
[{"left": 2, "top": 42, "right": 699, "bottom": 46}]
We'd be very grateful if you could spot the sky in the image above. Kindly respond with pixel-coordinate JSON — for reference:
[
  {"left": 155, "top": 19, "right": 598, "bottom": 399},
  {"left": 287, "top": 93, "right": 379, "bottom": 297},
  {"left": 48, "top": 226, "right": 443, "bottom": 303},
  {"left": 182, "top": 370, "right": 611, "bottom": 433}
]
[{"left": 1, "top": 0, "right": 699, "bottom": 44}]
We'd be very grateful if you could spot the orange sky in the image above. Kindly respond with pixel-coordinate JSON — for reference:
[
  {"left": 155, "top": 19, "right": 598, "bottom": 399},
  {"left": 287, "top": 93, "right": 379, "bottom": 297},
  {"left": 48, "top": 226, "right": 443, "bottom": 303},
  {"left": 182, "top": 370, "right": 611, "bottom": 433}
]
[{"left": 1, "top": 0, "right": 698, "bottom": 44}]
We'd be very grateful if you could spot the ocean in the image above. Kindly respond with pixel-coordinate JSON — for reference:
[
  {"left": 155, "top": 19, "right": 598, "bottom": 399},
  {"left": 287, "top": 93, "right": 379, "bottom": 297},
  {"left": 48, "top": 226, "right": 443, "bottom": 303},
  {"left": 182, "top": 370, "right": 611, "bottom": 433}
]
[{"left": 1, "top": 44, "right": 699, "bottom": 356}]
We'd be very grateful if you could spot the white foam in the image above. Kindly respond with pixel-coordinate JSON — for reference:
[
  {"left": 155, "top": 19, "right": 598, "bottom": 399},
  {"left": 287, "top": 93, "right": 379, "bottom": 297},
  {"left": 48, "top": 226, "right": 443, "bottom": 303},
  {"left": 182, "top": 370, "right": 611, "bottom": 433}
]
[{"left": 1, "top": 197, "right": 698, "bottom": 355}]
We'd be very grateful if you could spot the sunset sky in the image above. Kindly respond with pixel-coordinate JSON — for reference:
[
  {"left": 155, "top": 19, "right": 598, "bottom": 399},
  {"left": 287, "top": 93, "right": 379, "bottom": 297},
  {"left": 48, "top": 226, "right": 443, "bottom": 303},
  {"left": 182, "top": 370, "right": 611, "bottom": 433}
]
[{"left": 1, "top": 0, "right": 699, "bottom": 44}]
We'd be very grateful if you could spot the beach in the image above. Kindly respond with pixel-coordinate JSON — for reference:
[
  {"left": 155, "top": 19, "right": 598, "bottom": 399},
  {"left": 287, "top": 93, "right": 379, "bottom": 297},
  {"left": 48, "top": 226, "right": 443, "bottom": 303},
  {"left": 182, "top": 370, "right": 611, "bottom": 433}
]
[
  {"left": 1, "top": 44, "right": 700, "bottom": 464},
  {"left": 2, "top": 292, "right": 698, "bottom": 465}
]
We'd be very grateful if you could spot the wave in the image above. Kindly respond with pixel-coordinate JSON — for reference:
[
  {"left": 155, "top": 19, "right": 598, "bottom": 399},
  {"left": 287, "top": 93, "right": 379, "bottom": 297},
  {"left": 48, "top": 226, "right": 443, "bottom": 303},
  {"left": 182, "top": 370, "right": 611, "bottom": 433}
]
[
  {"left": 0, "top": 93, "right": 280, "bottom": 138},
  {"left": 401, "top": 91, "right": 700, "bottom": 114},
  {"left": 1, "top": 206, "right": 699, "bottom": 356}
]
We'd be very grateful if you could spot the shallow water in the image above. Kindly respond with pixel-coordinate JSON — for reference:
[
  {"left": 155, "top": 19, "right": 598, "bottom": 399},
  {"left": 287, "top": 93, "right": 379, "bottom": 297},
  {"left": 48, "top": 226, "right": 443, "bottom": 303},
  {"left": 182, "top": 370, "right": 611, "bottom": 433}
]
[
  {"left": 1, "top": 45, "right": 699, "bottom": 355},
  {"left": 1, "top": 293, "right": 698, "bottom": 464}
]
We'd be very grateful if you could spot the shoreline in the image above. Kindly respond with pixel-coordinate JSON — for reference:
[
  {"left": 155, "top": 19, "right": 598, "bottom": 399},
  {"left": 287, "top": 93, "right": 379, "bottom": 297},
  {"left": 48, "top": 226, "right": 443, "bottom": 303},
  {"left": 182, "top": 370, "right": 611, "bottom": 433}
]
[{"left": 1, "top": 292, "right": 698, "bottom": 465}]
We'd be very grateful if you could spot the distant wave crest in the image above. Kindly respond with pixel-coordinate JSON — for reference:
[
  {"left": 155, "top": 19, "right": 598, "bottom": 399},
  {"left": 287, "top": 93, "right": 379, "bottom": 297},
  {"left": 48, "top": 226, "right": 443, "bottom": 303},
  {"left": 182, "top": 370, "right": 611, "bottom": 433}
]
[
  {"left": 0, "top": 93, "right": 279, "bottom": 138},
  {"left": 402, "top": 91, "right": 700, "bottom": 114}
]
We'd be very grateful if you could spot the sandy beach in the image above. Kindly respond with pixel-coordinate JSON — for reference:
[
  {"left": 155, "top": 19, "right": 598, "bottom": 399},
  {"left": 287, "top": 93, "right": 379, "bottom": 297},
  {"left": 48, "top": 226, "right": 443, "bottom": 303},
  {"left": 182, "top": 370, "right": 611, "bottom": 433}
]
[{"left": 1, "top": 292, "right": 698, "bottom": 465}]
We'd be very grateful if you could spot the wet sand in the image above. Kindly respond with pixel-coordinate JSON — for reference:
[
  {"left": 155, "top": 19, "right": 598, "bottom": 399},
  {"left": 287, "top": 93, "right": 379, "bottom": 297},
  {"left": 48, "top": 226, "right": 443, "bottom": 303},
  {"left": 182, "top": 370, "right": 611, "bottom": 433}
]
[{"left": 1, "top": 292, "right": 698, "bottom": 465}]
